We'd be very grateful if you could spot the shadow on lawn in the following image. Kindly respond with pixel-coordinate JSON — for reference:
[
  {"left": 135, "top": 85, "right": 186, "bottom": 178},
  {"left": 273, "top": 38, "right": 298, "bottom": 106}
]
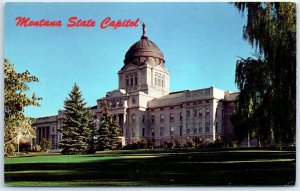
[{"left": 5, "top": 150, "right": 296, "bottom": 186}]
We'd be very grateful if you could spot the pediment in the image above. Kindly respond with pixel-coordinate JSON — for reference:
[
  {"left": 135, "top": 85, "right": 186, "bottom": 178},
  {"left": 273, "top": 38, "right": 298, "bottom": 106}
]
[
  {"left": 120, "top": 63, "right": 139, "bottom": 73},
  {"left": 153, "top": 64, "right": 170, "bottom": 74}
]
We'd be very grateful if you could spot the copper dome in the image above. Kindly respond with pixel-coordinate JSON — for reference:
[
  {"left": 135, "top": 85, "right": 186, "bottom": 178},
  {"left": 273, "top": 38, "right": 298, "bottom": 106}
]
[{"left": 124, "top": 24, "right": 164, "bottom": 64}]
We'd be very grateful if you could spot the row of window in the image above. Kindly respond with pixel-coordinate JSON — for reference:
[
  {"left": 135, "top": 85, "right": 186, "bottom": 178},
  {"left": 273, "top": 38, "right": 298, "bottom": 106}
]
[
  {"left": 132, "top": 110, "right": 210, "bottom": 123},
  {"left": 126, "top": 73, "right": 138, "bottom": 87},
  {"left": 154, "top": 72, "right": 165, "bottom": 88},
  {"left": 130, "top": 121, "right": 214, "bottom": 138},
  {"left": 100, "top": 100, "right": 123, "bottom": 108},
  {"left": 150, "top": 100, "right": 211, "bottom": 112},
  {"left": 186, "top": 108, "right": 210, "bottom": 118}
]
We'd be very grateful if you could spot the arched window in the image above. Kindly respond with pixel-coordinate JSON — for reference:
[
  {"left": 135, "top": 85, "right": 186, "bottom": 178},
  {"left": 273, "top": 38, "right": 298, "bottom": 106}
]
[
  {"left": 130, "top": 75, "right": 134, "bottom": 86},
  {"left": 134, "top": 73, "right": 138, "bottom": 85},
  {"left": 126, "top": 75, "right": 129, "bottom": 86}
]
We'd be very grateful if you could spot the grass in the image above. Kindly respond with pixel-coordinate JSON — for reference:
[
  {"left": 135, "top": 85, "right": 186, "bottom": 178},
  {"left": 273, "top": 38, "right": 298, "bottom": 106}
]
[{"left": 4, "top": 148, "right": 296, "bottom": 186}]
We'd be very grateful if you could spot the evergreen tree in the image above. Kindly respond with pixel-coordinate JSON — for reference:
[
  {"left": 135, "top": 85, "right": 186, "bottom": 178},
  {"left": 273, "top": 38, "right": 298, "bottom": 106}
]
[
  {"left": 59, "top": 84, "right": 95, "bottom": 154},
  {"left": 97, "top": 101, "right": 121, "bottom": 150},
  {"left": 109, "top": 117, "right": 121, "bottom": 150},
  {"left": 86, "top": 108, "right": 97, "bottom": 154},
  {"left": 4, "top": 59, "right": 41, "bottom": 156}
]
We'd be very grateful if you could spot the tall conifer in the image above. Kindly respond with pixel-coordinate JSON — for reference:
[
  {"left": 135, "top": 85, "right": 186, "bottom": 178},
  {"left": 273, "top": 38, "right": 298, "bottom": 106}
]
[
  {"left": 59, "top": 84, "right": 95, "bottom": 154},
  {"left": 97, "top": 101, "right": 121, "bottom": 150}
]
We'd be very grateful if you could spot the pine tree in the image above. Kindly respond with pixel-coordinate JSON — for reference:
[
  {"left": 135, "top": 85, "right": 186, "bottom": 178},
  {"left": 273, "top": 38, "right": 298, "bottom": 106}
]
[
  {"left": 86, "top": 109, "right": 96, "bottom": 154},
  {"left": 59, "top": 84, "right": 95, "bottom": 154},
  {"left": 97, "top": 101, "right": 121, "bottom": 150},
  {"left": 109, "top": 117, "right": 121, "bottom": 150}
]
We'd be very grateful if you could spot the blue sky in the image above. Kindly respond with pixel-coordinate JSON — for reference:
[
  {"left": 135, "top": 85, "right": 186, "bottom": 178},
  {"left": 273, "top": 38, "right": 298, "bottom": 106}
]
[{"left": 4, "top": 2, "right": 254, "bottom": 118}]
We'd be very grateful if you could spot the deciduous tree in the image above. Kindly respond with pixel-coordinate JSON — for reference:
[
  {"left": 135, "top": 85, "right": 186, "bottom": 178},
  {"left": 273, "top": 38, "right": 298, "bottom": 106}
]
[
  {"left": 232, "top": 3, "right": 296, "bottom": 145},
  {"left": 4, "top": 59, "right": 41, "bottom": 156}
]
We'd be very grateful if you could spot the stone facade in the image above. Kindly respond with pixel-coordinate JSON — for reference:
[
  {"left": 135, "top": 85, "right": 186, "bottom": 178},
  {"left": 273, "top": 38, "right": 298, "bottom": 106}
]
[{"left": 32, "top": 29, "right": 238, "bottom": 148}]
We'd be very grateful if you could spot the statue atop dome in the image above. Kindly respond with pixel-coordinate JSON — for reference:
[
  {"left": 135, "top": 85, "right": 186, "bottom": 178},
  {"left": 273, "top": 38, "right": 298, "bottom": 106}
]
[{"left": 141, "top": 22, "right": 147, "bottom": 39}]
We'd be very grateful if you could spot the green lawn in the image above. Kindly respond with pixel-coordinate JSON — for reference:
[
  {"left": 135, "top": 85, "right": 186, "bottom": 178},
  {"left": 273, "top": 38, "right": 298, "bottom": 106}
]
[{"left": 4, "top": 148, "right": 296, "bottom": 186}]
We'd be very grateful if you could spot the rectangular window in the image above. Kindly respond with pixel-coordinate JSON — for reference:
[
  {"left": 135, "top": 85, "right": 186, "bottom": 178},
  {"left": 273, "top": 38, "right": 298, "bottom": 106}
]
[
  {"left": 205, "top": 127, "right": 210, "bottom": 133},
  {"left": 205, "top": 100, "right": 209, "bottom": 103},
  {"left": 51, "top": 135, "right": 55, "bottom": 145},
  {"left": 180, "top": 125, "right": 182, "bottom": 136},
  {"left": 187, "top": 110, "right": 190, "bottom": 117},
  {"left": 151, "top": 128, "right": 155, "bottom": 137},
  {"left": 205, "top": 122, "right": 210, "bottom": 133},
  {"left": 126, "top": 76, "right": 129, "bottom": 86},
  {"left": 132, "top": 128, "right": 135, "bottom": 137},
  {"left": 170, "top": 113, "right": 175, "bottom": 121},
  {"left": 130, "top": 75, "right": 134, "bottom": 86},
  {"left": 193, "top": 109, "right": 197, "bottom": 117},
  {"left": 199, "top": 122, "right": 203, "bottom": 133},
  {"left": 216, "top": 122, "right": 218, "bottom": 133},
  {"left": 142, "top": 115, "right": 145, "bottom": 123},
  {"left": 205, "top": 108, "right": 210, "bottom": 116},
  {"left": 160, "top": 114, "right": 164, "bottom": 122},
  {"left": 151, "top": 115, "right": 155, "bottom": 123},
  {"left": 52, "top": 126, "right": 55, "bottom": 132},
  {"left": 134, "top": 73, "right": 138, "bottom": 85},
  {"left": 180, "top": 112, "right": 183, "bottom": 121},
  {"left": 187, "top": 124, "right": 191, "bottom": 134},
  {"left": 193, "top": 128, "right": 197, "bottom": 134},
  {"left": 199, "top": 127, "right": 202, "bottom": 133},
  {"left": 112, "top": 100, "right": 116, "bottom": 108},
  {"left": 142, "top": 128, "right": 145, "bottom": 137},
  {"left": 160, "top": 127, "right": 164, "bottom": 137},
  {"left": 199, "top": 110, "right": 202, "bottom": 117},
  {"left": 170, "top": 126, "right": 174, "bottom": 136}
]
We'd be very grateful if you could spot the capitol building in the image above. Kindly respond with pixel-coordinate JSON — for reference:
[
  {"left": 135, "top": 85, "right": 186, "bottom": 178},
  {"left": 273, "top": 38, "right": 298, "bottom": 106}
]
[{"left": 33, "top": 26, "right": 239, "bottom": 149}]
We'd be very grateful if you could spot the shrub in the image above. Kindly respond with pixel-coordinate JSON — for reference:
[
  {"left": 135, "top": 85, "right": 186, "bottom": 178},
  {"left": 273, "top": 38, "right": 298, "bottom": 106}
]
[
  {"left": 19, "top": 142, "right": 31, "bottom": 152},
  {"left": 174, "top": 139, "right": 183, "bottom": 148},
  {"left": 40, "top": 138, "right": 52, "bottom": 152},
  {"left": 185, "top": 140, "right": 193, "bottom": 148},
  {"left": 34, "top": 144, "right": 41, "bottom": 152},
  {"left": 137, "top": 138, "right": 147, "bottom": 149}
]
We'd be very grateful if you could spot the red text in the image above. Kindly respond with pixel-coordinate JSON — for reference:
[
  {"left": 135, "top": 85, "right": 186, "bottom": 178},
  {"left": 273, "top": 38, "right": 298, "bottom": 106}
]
[
  {"left": 67, "top": 17, "right": 96, "bottom": 27},
  {"left": 15, "top": 17, "right": 62, "bottom": 27},
  {"left": 100, "top": 17, "right": 140, "bottom": 30}
]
